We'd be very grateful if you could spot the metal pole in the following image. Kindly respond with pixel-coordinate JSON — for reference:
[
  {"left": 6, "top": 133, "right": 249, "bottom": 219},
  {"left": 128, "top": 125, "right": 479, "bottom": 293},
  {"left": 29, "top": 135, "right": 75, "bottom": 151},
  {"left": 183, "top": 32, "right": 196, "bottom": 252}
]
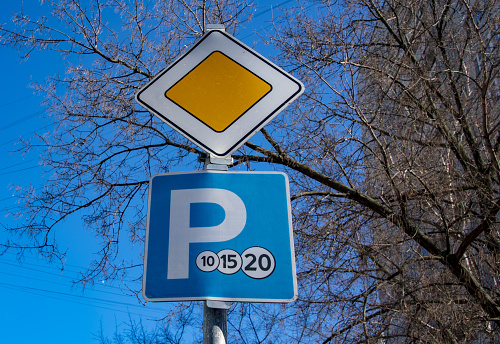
[
  {"left": 201, "top": 153, "right": 233, "bottom": 343},
  {"left": 203, "top": 301, "right": 230, "bottom": 344}
]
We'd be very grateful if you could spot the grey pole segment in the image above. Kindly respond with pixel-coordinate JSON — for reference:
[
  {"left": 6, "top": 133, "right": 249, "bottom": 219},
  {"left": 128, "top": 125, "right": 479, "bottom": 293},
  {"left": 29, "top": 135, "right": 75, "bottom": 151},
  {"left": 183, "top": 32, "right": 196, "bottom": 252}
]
[{"left": 203, "top": 301, "right": 230, "bottom": 344}]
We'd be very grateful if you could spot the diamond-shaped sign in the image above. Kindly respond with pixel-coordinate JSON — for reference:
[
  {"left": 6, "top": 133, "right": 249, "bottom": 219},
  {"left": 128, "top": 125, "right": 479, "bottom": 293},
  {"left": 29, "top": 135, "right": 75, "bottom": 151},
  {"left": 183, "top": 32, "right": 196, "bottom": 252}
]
[
  {"left": 135, "top": 29, "right": 304, "bottom": 156},
  {"left": 165, "top": 51, "right": 272, "bottom": 132}
]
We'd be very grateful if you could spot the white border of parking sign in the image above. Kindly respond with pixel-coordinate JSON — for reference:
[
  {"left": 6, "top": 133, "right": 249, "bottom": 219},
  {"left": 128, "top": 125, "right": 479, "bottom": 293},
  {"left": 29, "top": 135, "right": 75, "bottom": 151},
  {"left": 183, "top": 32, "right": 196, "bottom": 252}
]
[{"left": 143, "top": 170, "right": 297, "bottom": 303}]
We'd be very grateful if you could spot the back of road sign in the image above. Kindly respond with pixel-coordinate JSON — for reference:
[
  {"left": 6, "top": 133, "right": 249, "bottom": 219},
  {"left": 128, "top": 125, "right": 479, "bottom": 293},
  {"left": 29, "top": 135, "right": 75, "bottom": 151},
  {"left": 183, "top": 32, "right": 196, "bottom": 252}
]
[{"left": 143, "top": 171, "right": 297, "bottom": 303}]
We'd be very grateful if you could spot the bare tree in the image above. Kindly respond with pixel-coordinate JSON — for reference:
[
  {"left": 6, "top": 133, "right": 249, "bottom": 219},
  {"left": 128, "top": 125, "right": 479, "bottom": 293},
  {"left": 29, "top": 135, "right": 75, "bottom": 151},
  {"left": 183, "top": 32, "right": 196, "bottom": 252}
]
[
  {"left": 94, "top": 311, "right": 196, "bottom": 344},
  {"left": 1, "top": 0, "right": 500, "bottom": 343},
  {"left": 267, "top": 0, "right": 500, "bottom": 342},
  {"left": 1, "top": 0, "right": 253, "bottom": 283}
]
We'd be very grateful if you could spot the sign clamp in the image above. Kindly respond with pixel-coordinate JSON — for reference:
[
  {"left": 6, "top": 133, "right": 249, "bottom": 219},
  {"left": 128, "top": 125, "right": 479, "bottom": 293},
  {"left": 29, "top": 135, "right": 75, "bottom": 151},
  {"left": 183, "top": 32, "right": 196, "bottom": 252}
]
[{"left": 198, "top": 153, "right": 233, "bottom": 171}]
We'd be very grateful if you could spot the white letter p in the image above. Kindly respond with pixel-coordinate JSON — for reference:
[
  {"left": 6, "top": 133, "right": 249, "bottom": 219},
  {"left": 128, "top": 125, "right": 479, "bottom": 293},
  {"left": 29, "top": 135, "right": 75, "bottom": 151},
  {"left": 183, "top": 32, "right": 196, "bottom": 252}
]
[{"left": 167, "top": 188, "right": 246, "bottom": 279}]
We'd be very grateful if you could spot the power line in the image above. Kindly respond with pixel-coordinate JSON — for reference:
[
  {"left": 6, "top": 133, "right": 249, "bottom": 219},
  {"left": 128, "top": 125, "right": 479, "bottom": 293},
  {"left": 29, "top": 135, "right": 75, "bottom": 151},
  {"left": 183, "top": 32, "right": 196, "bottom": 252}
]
[
  {"left": 0, "top": 123, "right": 54, "bottom": 147},
  {"left": 0, "top": 204, "right": 23, "bottom": 213},
  {"left": 0, "top": 269, "right": 165, "bottom": 313},
  {"left": 0, "top": 259, "right": 165, "bottom": 313},
  {"left": 0, "top": 281, "right": 164, "bottom": 313},
  {"left": 0, "top": 109, "right": 45, "bottom": 132},
  {"left": 0, "top": 95, "right": 34, "bottom": 109},
  {"left": 0, "top": 270, "right": 134, "bottom": 299},
  {"left": 0, "top": 281, "right": 166, "bottom": 316},
  {"left": 253, "top": 0, "right": 295, "bottom": 19},
  {"left": 0, "top": 164, "right": 41, "bottom": 176},
  {"left": 0, "top": 158, "right": 39, "bottom": 172},
  {"left": 0, "top": 254, "right": 143, "bottom": 289}
]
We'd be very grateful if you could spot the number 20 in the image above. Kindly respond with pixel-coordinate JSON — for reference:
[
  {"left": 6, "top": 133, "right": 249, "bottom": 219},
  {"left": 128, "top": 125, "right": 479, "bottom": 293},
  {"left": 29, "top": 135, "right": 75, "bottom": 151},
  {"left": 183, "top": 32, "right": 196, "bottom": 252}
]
[{"left": 241, "top": 247, "right": 275, "bottom": 279}]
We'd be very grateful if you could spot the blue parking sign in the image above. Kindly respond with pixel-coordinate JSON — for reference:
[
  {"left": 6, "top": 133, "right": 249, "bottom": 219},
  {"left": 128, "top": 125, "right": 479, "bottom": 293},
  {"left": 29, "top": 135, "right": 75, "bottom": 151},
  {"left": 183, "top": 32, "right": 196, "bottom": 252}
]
[{"left": 143, "top": 170, "right": 297, "bottom": 302}]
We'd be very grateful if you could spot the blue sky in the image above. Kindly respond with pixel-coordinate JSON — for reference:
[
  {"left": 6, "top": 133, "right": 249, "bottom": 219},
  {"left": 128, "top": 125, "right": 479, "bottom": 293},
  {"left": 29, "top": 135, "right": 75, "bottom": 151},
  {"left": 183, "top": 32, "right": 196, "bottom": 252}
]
[{"left": 0, "top": 1, "right": 299, "bottom": 342}]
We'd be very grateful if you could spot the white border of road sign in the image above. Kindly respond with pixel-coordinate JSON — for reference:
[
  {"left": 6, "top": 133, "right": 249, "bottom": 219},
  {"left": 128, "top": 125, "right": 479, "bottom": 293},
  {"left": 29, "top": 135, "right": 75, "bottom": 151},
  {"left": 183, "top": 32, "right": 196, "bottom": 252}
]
[
  {"left": 142, "top": 170, "right": 297, "bottom": 302},
  {"left": 135, "top": 30, "right": 304, "bottom": 157}
]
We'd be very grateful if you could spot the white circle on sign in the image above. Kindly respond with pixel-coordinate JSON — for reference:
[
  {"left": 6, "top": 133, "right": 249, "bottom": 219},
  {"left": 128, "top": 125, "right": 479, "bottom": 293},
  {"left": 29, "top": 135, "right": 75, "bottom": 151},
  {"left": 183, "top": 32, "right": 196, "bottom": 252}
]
[
  {"left": 241, "top": 247, "right": 275, "bottom": 279},
  {"left": 196, "top": 251, "right": 219, "bottom": 272},
  {"left": 217, "top": 249, "right": 242, "bottom": 275}
]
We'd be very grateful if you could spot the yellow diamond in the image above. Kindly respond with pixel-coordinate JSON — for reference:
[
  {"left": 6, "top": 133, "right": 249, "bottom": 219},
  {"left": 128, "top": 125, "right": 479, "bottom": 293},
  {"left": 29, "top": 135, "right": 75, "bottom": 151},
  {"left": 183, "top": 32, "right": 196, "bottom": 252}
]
[{"left": 165, "top": 51, "right": 272, "bottom": 132}]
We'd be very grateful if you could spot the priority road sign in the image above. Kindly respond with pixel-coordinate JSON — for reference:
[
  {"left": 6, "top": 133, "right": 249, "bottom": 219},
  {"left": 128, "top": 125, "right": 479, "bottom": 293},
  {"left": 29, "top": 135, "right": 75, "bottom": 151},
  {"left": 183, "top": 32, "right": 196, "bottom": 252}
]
[
  {"left": 143, "top": 171, "right": 297, "bottom": 302},
  {"left": 135, "top": 29, "right": 304, "bottom": 157}
]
